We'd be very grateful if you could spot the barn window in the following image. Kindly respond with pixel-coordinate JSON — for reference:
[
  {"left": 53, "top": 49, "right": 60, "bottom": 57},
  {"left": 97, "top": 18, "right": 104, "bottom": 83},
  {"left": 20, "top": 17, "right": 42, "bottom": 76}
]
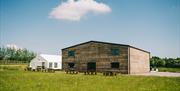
[
  {"left": 49, "top": 62, "right": 53, "bottom": 68},
  {"left": 111, "top": 48, "right": 120, "bottom": 55},
  {"left": 111, "top": 62, "right": 119, "bottom": 69},
  {"left": 54, "top": 62, "right": 58, "bottom": 68},
  {"left": 68, "top": 63, "right": 75, "bottom": 68},
  {"left": 68, "top": 51, "right": 75, "bottom": 57}
]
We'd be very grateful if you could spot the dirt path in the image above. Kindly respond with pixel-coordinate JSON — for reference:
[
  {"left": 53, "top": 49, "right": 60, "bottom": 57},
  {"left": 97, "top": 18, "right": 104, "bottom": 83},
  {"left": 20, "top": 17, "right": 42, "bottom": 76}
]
[{"left": 132, "top": 72, "right": 180, "bottom": 77}]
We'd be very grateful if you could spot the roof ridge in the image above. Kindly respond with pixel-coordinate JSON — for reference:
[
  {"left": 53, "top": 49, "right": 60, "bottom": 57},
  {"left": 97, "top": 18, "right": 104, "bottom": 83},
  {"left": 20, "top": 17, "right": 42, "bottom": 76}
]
[{"left": 62, "top": 40, "right": 150, "bottom": 53}]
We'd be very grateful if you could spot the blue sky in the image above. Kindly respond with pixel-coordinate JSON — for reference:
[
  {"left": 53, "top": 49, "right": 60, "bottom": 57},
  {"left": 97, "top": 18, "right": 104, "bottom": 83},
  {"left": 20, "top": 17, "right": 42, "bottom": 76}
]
[{"left": 0, "top": 0, "right": 179, "bottom": 58}]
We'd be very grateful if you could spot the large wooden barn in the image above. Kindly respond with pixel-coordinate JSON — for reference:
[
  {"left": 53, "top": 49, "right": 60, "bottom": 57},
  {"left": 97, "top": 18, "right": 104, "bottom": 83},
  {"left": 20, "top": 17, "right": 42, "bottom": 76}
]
[{"left": 62, "top": 41, "right": 150, "bottom": 74}]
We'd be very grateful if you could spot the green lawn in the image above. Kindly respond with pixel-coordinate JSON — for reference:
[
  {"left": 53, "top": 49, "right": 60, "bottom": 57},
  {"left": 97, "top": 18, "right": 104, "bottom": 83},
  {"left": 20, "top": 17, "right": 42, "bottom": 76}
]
[
  {"left": 158, "top": 67, "right": 180, "bottom": 73},
  {"left": 0, "top": 65, "right": 180, "bottom": 91}
]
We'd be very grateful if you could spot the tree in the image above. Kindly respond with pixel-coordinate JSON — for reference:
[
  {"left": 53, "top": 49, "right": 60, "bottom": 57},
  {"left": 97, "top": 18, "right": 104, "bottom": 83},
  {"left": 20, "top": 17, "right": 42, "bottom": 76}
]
[
  {"left": 0, "top": 46, "right": 36, "bottom": 63},
  {"left": 165, "top": 58, "right": 175, "bottom": 67},
  {"left": 0, "top": 47, "right": 5, "bottom": 60},
  {"left": 157, "top": 59, "right": 165, "bottom": 67},
  {"left": 150, "top": 56, "right": 161, "bottom": 67}
]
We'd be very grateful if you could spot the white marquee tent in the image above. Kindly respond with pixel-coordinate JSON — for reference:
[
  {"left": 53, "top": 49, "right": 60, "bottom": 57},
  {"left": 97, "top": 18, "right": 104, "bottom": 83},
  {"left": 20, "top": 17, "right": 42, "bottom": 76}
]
[{"left": 29, "top": 54, "right": 62, "bottom": 70}]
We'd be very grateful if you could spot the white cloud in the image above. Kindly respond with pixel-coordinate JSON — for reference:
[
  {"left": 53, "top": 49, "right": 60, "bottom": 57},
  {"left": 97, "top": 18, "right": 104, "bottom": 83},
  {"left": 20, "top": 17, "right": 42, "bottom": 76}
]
[
  {"left": 49, "top": 0, "right": 111, "bottom": 21},
  {"left": 6, "top": 44, "right": 23, "bottom": 50}
]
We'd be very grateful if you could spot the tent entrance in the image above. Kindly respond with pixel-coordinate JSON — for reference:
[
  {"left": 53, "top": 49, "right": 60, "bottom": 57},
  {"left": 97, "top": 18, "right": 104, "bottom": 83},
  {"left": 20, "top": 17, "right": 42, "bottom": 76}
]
[{"left": 42, "top": 62, "right": 45, "bottom": 69}]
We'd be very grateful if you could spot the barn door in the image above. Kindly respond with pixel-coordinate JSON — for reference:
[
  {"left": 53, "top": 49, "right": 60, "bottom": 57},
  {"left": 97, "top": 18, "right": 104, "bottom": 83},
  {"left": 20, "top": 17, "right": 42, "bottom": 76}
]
[{"left": 87, "top": 62, "right": 96, "bottom": 71}]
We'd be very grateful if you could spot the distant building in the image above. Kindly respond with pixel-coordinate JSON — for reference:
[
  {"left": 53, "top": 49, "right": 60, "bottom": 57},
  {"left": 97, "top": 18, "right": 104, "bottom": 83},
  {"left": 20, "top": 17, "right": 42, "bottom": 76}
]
[
  {"left": 62, "top": 41, "right": 150, "bottom": 74},
  {"left": 29, "top": 54, "right": 62, "bottom": 70}
]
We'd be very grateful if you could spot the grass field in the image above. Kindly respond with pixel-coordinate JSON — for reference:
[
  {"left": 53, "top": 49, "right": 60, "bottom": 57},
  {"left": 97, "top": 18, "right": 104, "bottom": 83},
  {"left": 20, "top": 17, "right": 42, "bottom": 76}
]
[
  {"left": 0, "top": 65, "right": 180, "bottom": 91},
  {"left": 158, "top": 67, "right": 180, "bottom": 73}
]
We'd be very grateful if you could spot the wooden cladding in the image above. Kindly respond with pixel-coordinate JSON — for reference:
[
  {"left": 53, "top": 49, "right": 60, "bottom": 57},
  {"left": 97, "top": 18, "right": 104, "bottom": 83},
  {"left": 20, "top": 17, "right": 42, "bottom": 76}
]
[{"left": 62, "top": 41, "right": 128, "bottom": 73}]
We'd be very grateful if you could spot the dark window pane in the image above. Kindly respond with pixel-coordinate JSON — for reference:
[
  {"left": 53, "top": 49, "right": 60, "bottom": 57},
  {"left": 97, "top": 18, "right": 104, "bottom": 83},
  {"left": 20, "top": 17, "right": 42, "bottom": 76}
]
[
  {"left": 111, "top": 48, "right": 120, "bottom": 55},
  {"left": 68, "top": 51, "right": 75, "bottom": 57},
  {"left": 54, "top": 62, "right": 58, "bottom": 68},
  {"left": 49, "top": 62, "right": 52, "bottom": 68}
]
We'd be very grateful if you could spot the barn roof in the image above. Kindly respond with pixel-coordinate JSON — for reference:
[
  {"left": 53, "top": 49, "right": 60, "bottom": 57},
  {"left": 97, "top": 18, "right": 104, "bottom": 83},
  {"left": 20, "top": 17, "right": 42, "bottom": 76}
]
[
  {"left": 62, "top": 40, "right": 150, "bottom": 53},
  {"left": 40, "top": 54, "right": 61, "bottom": 62}
]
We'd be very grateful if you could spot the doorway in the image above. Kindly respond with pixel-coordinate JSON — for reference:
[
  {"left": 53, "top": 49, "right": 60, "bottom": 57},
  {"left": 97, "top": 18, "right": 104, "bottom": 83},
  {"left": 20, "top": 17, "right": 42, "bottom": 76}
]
[
  {"left": 87, "top": 62, "right": 96, "bottom": 71},
  {"left": 111, "top": 62, "right": 119, "bottom": 69},
  {"left": 68, "top": 63, "right": 75, "bottom": 68}
]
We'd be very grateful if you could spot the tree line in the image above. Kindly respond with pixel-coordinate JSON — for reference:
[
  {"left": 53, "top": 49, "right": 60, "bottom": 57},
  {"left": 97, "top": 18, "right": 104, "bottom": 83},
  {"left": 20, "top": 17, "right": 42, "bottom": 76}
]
[
  {"left": 0, "top": 47, "right": 36, "bottom": 63},
  {"left": 150, "top": 56, "right": 180, "bottom": 68}
]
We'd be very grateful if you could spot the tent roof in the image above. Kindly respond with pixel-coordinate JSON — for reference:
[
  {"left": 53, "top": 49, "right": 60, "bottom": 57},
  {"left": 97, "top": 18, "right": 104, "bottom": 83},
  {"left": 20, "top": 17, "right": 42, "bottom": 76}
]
[{"left": 40, "top": 54, "right": 61, "bottom": 62}]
